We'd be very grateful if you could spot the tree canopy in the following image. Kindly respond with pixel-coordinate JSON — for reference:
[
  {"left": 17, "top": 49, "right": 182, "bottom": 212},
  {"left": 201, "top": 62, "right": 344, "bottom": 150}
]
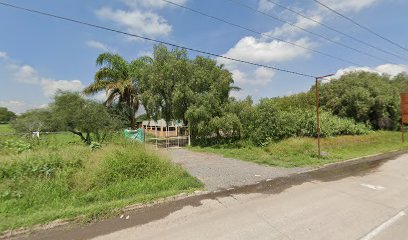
[
  {"left": 0, "top": 107, "right": 16, "bottom": 123},
  {"left": 318, "top": 72, "right": 401, "bottom": 130},
  {"left": 83, "top": 53, "right": 141, "bottom": 128}
]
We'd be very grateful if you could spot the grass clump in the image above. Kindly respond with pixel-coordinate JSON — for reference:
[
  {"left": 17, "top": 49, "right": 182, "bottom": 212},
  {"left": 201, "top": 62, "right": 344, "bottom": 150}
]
[
  {"left": 191, "top": 131, "right": 408, "bottom": 168},
  {"left": 0, "top": 135, "right": 203, "bottom": 232}
]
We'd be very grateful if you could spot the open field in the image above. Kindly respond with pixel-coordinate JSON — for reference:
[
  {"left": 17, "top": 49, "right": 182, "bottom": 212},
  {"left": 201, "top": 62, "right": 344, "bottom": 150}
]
[
  {"left": 191, "top": 131, "right": 408, "bottom": 168},
  {"left": 0, "top": 132, "right": 203, "bottom": 233}
]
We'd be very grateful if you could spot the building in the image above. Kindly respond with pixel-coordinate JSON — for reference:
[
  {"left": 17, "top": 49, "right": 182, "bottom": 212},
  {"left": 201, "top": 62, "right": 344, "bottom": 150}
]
[{"left": 142, "top": 119, "right": 187, "bottom": 138}]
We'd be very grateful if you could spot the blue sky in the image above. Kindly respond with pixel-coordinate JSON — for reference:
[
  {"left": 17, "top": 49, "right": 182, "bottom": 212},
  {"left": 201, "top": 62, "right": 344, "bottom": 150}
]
[{"left": 1, "top": 0, "right": 408, "bottom": 113}]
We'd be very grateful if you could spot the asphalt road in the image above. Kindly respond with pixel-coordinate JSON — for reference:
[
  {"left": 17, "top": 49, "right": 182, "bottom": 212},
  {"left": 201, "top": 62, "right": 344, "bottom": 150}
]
[{"left": 91, "top": 153, "right": 408, "bottom": 240}]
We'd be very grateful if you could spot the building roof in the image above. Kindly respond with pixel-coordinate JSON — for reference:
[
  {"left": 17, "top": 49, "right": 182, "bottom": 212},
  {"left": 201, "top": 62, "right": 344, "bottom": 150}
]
[{"left": 142, "top": 119, "right": 185, "bottom": 127}]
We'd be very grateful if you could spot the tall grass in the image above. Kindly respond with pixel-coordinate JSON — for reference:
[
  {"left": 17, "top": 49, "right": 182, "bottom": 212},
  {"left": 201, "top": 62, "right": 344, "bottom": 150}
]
[
  {"left": 0, "top": 135, "right": 203, "bottom": 232},
  {"left": 191, "top": 131, "right": 408, "bottom": 168}
]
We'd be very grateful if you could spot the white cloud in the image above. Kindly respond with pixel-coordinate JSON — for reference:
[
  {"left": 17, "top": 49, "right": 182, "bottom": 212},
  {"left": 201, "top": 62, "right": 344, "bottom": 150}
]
[
  {"left": 316, "top": 0, "right": 380, "bottom": 13},
  {"left": 0, "top": 51, "right": 7, "bottom": 58},
  {"left": 231, "top": 67, "right": 275, "bottom": 86},
  {"left": 270, "top": 15, "right": 323, "bottom": 38},
  {"left": 86, "top": 40, "right": 109, "bottom": 52},
  {"left": 122, "top": 0, "right": 188, "bottom": 9},
  {"left": 0, "top": 100, "right": 47, "bottom": 114},
  {"left": 258, "top": 0, "right": 274, "bottom": 12},
  {"left": 12, "top": 65, "right": 41, "bottom": 84},
  {"left": 329, "top": 64, "right": 408, "bottom": 81},
  {"left": 219, "top": 36, "right": 313, "bottom": 66},
  {"left": 40, "top": 79, "right": 84, "bottom": 97},
  {"left": 96, "top": 7, "right": 172, "bottom": 38},
  {"left": 91, "top": 91, "right": 108, "bottom": 103},
  {"left": 10, "top": 63, "right": 84, "bottom": 97}
]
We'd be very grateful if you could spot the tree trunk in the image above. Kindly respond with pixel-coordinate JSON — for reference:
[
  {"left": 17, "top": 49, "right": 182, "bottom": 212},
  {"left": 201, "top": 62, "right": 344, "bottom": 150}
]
[
  {"left": 85, "top": 132, "right": 91, "bottom": 145},
  {"left": 130, "top": 109, "right": 137, "bottom": 130},
  {"left": 69, "top": 130, "right": 91, "bottom": 145}
]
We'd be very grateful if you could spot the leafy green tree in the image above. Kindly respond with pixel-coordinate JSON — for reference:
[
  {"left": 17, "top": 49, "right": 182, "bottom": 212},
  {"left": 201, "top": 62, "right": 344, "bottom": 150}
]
[
  {"left": 138, "top": 45, "right": 191, "bottom": 124},
  {"left": 83, "top": 53, "right": 141, "bottom": 129},
  {"left": 0, "top": 107, "right": 16, "bottom": 123},
  {"left": 137, "top": 45, "right": 237, "bottom": 143},
  {"left": 51, "top": 92, "right": 121, "bottom": 145},
  {"left": 318, "top": 72, "right": 399, "bottom": 130},
  {"left": 10, "top": 109, "right": 56, "bottom": 132},
  {"left": 184, "top": 56, "right": 236, "bottom": 143}
]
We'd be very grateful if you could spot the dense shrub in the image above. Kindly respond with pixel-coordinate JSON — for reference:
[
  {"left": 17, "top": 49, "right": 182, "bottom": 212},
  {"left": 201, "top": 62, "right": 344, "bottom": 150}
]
[
  {"left": 249, "top": 99, "right": 370, "bottom": 146},
  {"left": 318, "top": 72, "right": 401, "bottom": 130}
]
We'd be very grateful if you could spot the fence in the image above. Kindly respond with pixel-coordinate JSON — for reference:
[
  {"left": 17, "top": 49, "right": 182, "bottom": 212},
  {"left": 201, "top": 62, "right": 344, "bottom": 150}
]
[{"left": 143, "top": 126, "right": 190, "bottom": 149}]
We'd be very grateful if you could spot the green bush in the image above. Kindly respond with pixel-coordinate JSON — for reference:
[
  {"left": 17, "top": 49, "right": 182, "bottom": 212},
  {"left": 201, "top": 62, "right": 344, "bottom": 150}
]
[{"left": 249, "top": 99, "right": 370, "bottom": 146}]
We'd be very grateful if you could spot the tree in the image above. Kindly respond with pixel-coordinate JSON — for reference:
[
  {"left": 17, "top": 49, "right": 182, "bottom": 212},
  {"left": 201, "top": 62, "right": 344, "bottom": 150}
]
[
  {"left": 51, "top": 92, "right": 121, "bottom": 145},
  {"left": 10, "top": 109, "right": 56, "bottom": 132},
  {"left": 0, "top": 107, "right": 16, "bottom": 123},
  {"left": 184, "top": 56, "right": 237, "bottom": 143},
  {"left": 318, "top": 72, "right": 400, "bottom": 130},
  {"left": 138, "top": 45, "right": 191, "bottom": 125},
  {"left": 83, "top": 53, "right": 140, "bottom": 129}
]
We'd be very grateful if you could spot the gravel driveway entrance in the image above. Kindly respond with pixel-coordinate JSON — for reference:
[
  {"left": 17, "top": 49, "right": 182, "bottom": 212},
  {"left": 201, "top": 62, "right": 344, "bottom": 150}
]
[{"left": 165, "top": 148, "right": 307, "bottom": 191}]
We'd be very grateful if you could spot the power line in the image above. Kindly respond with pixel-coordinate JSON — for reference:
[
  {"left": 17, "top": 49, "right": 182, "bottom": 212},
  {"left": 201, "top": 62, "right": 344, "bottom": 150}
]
[
  {"left": 159, "top": 0, "right": 361, "bottom": 66},
  {"left": 263, "top": 0, "right": 408, "bottom": 61},
  {"left": 0, "top": 1, "right": 318, "bottom": 78},
  {"left": 227, "top": 0, "right": 408, "bottom": 62},
  {"left": 312, "top": 0, "right": 408, "bottom": 53}
]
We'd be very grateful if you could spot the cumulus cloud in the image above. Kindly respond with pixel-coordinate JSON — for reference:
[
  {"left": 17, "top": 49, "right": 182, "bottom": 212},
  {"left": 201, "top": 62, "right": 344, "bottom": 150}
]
[
  {"left": 40, "top": 79, "right": 84, "bottom": 97},
  {"left": 258, "top": 0, "right": 274, "bottom": 12},
  {"left": 316, "top": 0, "right": 380, "bottom": 13},
  {"left": 329, "top": 64, "right": 408, "bottom": 81},
  {"left": 10, "top": 63, "right": 84, "bottom": 97},
  {"left": 219, "top": 36, "right": 313, "bottom": 67},
  {"left": 231, "top": 67, "right": 275, "bottom": 86},
  {"left": 0, "top": 51, "right": 7, "bottom": 58},
  {"left": 95, "top": 7, "right": 172, "bottom": 38},
  {"left": 0, "top": 100, "right": 47, "bottom": 114},
  {"left": 11, "top": 65, "right": 41, "bottom": 84},
  {"left": 270, "top": 15, "right": 323, "bottom": 38},
  {"left": 266, "top": 0, "right": 379, "bottom": 39},
  {"left": 86, "top": 40, "right": 109, "bottom": 52},
  {"left": 122, "top": 0, "right": 188, "bottom": 9}
]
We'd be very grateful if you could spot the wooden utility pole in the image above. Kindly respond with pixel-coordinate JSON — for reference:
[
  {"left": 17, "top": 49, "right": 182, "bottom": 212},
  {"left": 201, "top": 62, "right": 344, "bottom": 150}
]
[{"left": 315, "top": 74, "right": 334, "bottom": 157}]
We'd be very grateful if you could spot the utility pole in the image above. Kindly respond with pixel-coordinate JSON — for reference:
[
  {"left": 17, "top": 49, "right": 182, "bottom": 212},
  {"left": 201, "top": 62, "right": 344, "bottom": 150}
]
[{"left": 315, "top": 74, "right": 334, "bottom": 157}]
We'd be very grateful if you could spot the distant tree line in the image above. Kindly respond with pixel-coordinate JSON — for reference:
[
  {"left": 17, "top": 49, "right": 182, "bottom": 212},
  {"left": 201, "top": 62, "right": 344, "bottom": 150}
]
[
  {"left": 8, "top": 44, "right": 408, "bottom": 146},
  {"left": 0, "top": 107, "right": 16, "bottom": 124}
]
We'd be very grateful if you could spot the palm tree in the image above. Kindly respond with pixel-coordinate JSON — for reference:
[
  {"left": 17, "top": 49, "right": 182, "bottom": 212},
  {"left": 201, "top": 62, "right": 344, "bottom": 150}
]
[{"left": 83, "top": 53, "right": 139, "bottom": 129}]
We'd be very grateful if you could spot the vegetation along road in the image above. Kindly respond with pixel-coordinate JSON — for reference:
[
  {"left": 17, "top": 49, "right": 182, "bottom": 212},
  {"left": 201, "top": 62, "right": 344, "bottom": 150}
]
[
  {"left": 18, "top": 152, "right": 408, "bottom": 240},
  {"left": 2, "top": 46, "right": 408, "bottom": 238}
]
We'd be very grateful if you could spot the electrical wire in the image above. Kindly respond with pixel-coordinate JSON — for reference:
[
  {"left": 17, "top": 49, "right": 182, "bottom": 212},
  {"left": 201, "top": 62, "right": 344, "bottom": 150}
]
[
  {"left": 0, "top": 1, "right": 319, "bottom": 78},
  {"left": 226, "top": 0, "right": 408, "bottom": 62},
  {"left": 312, "top": 0, "right": 408, "bottom": 53},
  {"left": 159, "top": 0, "right": 363, "bottom": 66}
]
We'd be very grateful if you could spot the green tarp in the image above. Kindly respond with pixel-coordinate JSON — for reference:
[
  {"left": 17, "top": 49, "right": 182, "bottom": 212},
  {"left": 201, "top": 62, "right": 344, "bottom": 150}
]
[{"left": 123, "top": 128, "right": 144, "bottom": 142}]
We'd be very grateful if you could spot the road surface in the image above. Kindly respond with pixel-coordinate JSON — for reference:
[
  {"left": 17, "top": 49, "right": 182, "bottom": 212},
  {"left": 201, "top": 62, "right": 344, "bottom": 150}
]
[{"left": 18, "top": 152, "right": 408, "bottom": 240}]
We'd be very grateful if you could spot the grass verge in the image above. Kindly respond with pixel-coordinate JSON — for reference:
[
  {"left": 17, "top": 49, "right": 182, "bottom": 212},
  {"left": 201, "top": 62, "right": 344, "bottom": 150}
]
[
  {"left": 0, "top": 134, "right": 203, "bottom": 233},
  {"left": 190, "top": 131, "right": 408, "bottom": 168}
]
